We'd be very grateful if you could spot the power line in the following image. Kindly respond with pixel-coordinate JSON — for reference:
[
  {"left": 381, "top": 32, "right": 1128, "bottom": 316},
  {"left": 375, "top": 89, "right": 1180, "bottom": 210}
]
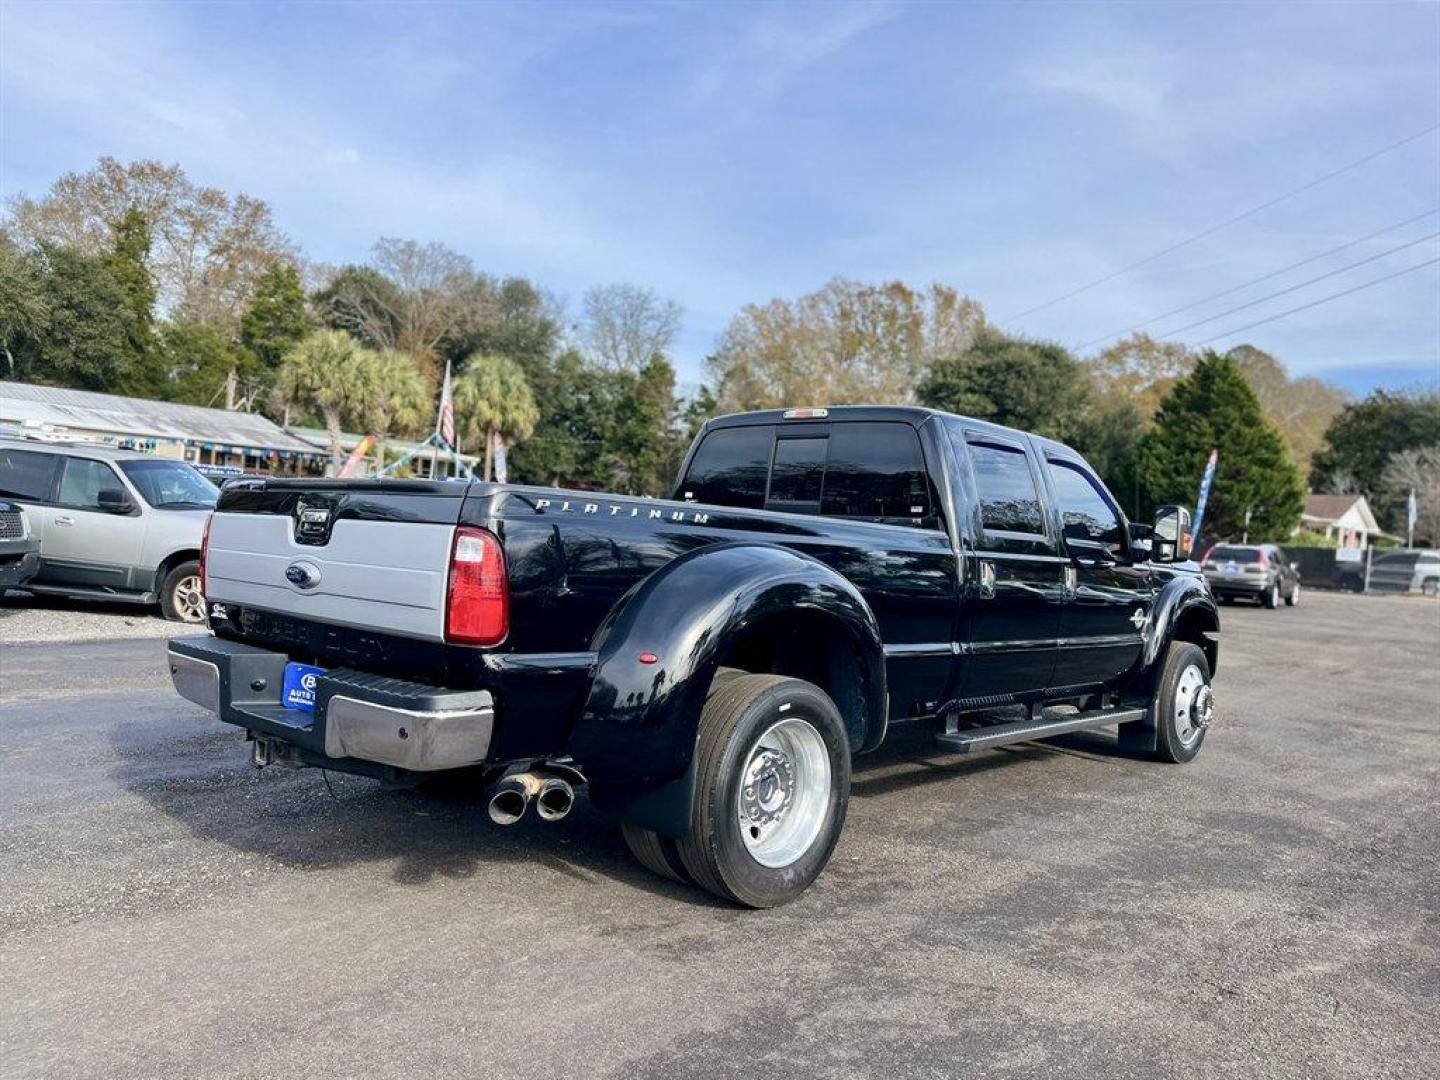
[
  {"left": 1002, "top": 124, "right": 1440, "bottom": 324},
  {"left": 1077, "top": 207, "right": 1440, "bottom": 350},
  {"left": 1194, "top": 256, "right": 1440, "bottom": 346},
  {"left": 1154, "top": 229, "right": 1440, "bottom": 339}
]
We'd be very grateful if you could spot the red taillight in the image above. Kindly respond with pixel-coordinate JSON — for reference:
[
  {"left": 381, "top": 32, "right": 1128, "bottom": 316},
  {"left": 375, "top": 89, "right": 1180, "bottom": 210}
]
[
  {"left": 446, "top": 526, "right": 508, "bottom": 646},
  {"left": 1256, "top": 549, "right": 1269, "bottom": 568},
  {"left": 198, "top": 513, "right": 213, "bottom": 595}
]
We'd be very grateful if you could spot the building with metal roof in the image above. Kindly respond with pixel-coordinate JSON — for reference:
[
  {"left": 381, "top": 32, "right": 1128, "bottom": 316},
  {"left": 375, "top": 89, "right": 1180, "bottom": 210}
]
[{"left": 0, "top": 380, "right": 328, "bottom": 471}]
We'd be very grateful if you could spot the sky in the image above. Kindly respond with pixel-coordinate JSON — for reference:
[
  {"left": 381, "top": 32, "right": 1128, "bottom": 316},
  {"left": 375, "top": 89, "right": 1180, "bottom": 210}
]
[{"left": 2, "top": 0, "right": 1438, "bottom": 397}]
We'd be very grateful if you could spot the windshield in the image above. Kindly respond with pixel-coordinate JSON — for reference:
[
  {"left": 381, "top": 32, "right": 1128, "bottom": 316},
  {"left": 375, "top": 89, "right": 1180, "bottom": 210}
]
[
  {"left": 1207, "top": 546, "right": 1261, "bottom": 564},
  {"left": 118, "top": 459, "right": 219, "bottom": 509}
]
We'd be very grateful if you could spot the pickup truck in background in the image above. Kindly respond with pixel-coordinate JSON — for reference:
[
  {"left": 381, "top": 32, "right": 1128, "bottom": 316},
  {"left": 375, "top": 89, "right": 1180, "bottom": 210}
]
[{"left": 167, "top": 406, "right": 1219, "bottom": 907}]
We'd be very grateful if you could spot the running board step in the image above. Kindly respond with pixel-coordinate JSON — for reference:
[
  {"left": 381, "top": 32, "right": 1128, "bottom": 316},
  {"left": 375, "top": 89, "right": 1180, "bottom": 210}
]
[{"left": 934, "top": 707, "right": 1147, "bottom": 754}]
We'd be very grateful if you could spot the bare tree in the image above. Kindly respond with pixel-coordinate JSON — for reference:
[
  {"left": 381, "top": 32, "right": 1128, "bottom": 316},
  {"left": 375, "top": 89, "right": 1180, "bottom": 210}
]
[
  {"left": 5, "top": 157, "right": 293, "bottom": 332},
  {"left": 707, "top": 279, "right": 985, "bottom": 411},
  {"left": 580, "top": 283, "right": 683, "bottom": 371},
  {"left": 314, "top": 240, "right": 490, "bottom": 381},
  {"left": 1382, "top": 446, "right": 1440, "bottom": 545}
]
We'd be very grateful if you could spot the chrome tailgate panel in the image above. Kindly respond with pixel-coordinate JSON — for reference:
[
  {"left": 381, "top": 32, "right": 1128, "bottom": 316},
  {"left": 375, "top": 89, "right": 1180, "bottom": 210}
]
[{"left": 205, "top": 512, "right": 454, "bottom": 641}]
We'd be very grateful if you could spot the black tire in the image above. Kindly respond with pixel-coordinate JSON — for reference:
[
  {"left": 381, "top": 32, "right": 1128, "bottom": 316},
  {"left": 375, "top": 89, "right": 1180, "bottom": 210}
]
[
  {"left": 1154, "top": 642, "right": 1213, "bottom": 764},
  {"left": 1262, "top": 581, "right": 1280, "bottom": 609},
  {"left": 620, "top": 823, "right": 692, "bottom": 884},
  {"left": 159, "top": 560, "right": 205, "bottom": 623},
  {"left": 1422, "top": 577, "right": 1438, "bottom": 598},
  {"left": 675, "top": 674, "right": 850, "bottom": 908},
  {"left": 1285, "top": 582, "right": 1300, "bottom": 607}
]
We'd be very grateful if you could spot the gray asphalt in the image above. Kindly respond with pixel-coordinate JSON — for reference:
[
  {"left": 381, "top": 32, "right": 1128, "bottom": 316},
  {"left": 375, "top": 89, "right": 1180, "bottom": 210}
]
[{"left": 1, "top": 591, "right": 1436, "bottom": 1079}]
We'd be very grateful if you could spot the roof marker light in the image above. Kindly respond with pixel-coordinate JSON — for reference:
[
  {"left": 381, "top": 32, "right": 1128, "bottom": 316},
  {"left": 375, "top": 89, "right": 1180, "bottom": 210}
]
[{"left": 782, "top": 408, "right": 829, "bottom": 420}]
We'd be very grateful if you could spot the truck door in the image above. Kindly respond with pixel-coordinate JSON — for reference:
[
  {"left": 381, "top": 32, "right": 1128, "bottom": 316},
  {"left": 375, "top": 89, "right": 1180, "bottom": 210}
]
[
  {"left": 1042, "top": 454, "right": 1153, "bottom": 690},
  {"left": 944, "top": 424, "right": 1064, "bottom": 702}
]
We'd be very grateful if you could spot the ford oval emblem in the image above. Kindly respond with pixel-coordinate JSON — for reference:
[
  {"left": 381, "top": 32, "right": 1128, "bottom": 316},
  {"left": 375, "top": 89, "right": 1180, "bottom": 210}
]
[{"left": 285, "top": 560, "right": 321, "bottom": 590}]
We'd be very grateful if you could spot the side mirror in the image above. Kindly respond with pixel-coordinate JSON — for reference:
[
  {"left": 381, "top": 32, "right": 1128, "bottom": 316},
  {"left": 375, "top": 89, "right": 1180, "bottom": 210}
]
[
  {"left": 98, "top": 488, "right": 136, "bottom": 514},
  {"left": 1152, "top": 505, "right": 1192, "bottom": 563}
]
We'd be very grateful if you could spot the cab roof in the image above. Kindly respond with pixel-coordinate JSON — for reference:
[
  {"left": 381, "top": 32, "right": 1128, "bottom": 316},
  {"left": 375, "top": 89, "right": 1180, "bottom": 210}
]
[{"left": 705, "top": 405, "right": 1080, "bottom": 458}]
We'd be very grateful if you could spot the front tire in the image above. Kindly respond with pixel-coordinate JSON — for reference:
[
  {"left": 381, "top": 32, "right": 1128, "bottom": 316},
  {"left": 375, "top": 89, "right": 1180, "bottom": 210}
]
[
  {"left": 672, "top": 674, "right": 850, "bottom": 908},
  {"left": 1154, "top": 642, "right": 1213, "bottom": 764},
  {"left": 160, "top": 560, "right": 205, "bottom": 623},
  {"left": 1285, "top": 582, "right": 1301, "bottom": 607},
  {"left": 1262, "top": 581, "right": 1280, "bottom": 609}
]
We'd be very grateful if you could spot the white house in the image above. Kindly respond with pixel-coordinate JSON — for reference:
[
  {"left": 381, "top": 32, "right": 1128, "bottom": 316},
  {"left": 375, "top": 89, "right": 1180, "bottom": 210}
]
[{"left": 1300, "top": 493, "right": 1380, "bottom": 549}]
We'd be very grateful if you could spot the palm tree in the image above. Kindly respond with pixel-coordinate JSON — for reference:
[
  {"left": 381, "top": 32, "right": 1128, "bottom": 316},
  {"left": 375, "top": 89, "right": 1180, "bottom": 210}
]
[
  {"left": 273, "top": 330, "right": 379, "bottom": 471},
  {"left": 365, "top": 350, "right": 429, "bottom": 473},
  {"left": 453, "top": 352, "right": 539, "bottom": 480}
]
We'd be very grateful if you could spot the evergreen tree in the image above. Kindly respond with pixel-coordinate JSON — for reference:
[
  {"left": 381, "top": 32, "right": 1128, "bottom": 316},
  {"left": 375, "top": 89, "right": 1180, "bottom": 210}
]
[
  {"left": 918, "top": 329, "right": 1094, "bottom": 443},
  {"left": 103, "top": 209, "right": 161, "bottom": 395},
  {"left": 241, "top": 262, "right": 310, "bottom": 370},
  {"left": 21, "top": 243, "right": 132, "bottom": 390},
  {"left": 1136, "top": 352, "right": 1303, "bottom": 541}
]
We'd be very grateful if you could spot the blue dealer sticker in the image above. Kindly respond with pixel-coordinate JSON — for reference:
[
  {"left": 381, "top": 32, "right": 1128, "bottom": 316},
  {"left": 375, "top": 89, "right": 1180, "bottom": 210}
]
[{"left": 282, "top": 662, "right": 326, "bottom": 713}]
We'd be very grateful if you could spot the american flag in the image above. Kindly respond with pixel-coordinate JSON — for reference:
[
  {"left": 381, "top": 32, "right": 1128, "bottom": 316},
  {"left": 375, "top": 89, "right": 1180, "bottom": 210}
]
[{"left": 437, "top": 360, "right": 455, "bottom": 447}]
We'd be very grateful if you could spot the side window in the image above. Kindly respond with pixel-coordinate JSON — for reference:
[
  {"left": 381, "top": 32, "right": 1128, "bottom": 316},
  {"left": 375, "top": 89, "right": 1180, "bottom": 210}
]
[
  {"left": 767, "top": 437, "right": 826, "bottom": 509},
  {"left": 57, "top": 458, "right": 122, "bottom": 511},
  {"left": 680, "top": 426, "right": 774, "bottom": 509},
  {"left": 821, "top": 423, "right": 932, "bottom": 524},
  {"left": 966, "top": 441, "right": 1044, "bottom": 536},
  {"left": 0, "top": 449, "right": 59, "bottom": 501},
  {"left": 1046, "top": 459, "right": 1123, "bottom": 554}
]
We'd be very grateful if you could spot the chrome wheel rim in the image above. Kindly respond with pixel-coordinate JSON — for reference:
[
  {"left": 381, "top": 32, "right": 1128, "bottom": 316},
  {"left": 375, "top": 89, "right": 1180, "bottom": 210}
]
[
  {"left": 1292, "top": 583, "right": 1300, "bottom": 604},
  {"left": 737, "top": 715, "right": 831, "bottom": 869},
  {"left": 1173, "top": 663, "right": 1212, "bottom": 747},
  {"left": 1269, "top": 584, "right": 1279, "bottom": 607},
  {"left": 173, "top": 575, "right": 206, "bottom": 622}
]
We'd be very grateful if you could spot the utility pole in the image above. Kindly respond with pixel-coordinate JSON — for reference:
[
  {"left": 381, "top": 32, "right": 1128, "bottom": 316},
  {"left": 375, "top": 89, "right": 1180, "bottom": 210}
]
[
  {"left": 1242, "top": 507, "right": 1252, "bottom": 544},
  {"left": 224, "top": 368, "right": 237, "bottom": 411}
]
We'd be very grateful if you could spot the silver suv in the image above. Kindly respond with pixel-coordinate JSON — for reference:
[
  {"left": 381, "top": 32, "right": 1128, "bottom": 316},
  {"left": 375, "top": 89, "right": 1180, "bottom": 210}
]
[{"left": 0, "top": 437, "right": 217, "bottom": 621}]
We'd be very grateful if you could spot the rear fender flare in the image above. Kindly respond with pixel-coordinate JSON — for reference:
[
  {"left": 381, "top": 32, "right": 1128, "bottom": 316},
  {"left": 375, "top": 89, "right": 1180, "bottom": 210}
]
[{"left": 570, "top": 542, "right": 885, "bottom": 836}]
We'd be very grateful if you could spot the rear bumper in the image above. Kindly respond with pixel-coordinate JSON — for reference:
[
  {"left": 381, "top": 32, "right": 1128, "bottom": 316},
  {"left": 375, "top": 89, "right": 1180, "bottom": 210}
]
[
  {"left": 167, "top": 635, "right": 495, "bottom": 774},
  {"left": 1204, "top": 575, "right": 1267, "bottom": 595}
]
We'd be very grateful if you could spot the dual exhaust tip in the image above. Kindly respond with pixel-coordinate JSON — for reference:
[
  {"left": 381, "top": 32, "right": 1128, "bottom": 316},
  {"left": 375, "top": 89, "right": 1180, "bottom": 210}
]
[{"left": 488, "top": 770, "right": 575, "bottom": 825}]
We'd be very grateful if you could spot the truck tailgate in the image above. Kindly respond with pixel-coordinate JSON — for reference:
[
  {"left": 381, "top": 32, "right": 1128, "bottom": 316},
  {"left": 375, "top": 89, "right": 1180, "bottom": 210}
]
[{"left": 206, "top": 481, "right": 469, "bottom": 642}]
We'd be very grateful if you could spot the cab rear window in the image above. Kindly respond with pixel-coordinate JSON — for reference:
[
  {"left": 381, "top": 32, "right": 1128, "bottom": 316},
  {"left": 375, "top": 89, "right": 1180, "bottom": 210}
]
[
  {"left": 1208, "top": 546, "right": 1261, "bottom": 563},
  {"left": 680, "top": 422, "right": 934, "bottom": 526}
]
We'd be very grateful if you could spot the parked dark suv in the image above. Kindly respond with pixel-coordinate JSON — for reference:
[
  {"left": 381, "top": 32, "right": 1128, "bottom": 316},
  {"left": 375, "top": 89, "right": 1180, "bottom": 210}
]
[{"left": 1202, "top": 543, "right": 1300, "bottom": 608}]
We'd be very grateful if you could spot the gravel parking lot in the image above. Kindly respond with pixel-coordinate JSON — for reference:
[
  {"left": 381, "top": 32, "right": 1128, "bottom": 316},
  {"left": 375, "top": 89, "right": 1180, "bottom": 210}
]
[
  {"left": 1, "top": 592, "right": 178, "bottom": 644},
  {"left": 1, "top": 591, "right": 1436, "bottom": 1079}
]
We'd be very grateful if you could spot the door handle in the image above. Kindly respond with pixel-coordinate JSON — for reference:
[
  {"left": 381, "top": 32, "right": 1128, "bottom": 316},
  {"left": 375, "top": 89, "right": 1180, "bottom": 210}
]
[
  {"left": 54, "top": 515, "right": 76, "bottom": 527},
  {"left": 977, "top": 560, "right": 996, "bottom": 599},
  {"left": 1063, "top": 565, "right": 1078, "bottom": 598}
]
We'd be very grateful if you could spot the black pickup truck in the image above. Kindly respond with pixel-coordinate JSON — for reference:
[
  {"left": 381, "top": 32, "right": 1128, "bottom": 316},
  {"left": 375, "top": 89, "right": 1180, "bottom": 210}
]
[{"left": 167, "top": 406, "right": 1218, "bottom": 907}]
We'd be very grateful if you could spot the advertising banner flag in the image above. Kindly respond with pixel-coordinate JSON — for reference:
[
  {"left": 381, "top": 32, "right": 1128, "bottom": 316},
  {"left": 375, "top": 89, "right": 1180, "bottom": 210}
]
[{"left": 1191, "top": 449, "right": 1219, "bottom": 543}]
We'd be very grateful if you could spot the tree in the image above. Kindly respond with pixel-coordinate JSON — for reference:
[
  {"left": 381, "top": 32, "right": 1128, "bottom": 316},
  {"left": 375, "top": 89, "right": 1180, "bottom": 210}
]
[
  {"left": 506, "top": 349, "right": 613, "bottom": 489},
  {"left": 1224, "top": 344, "right": 1347, "bottom": 473},
  {"left": 102, "top": 209, "right": 161, "bottom": 397},
  {"left": 1088, "top": 333, "right": 1196, "bottom": 418},
  {"left": 363, "top": 350, "right": 430, "bottom": 473},
  {"left": 16, "top": 244, "right": 133, "bottom": 390},
  {"left": 1311, "top": 390, "right": 1440, "bottom": 530},
  {"left": 241, "top": 262, "right": 310, "bottom": 371},
  {"left": 273, "top": 331, "right": 380, "bottom": 470},
  {"left": 160, "top": 321, "right": 265, "bottom": 409},
  {"left": 708, "top": 279, "right": 986, "bottom": 410},
  {"left": 1136, "top": 352, "right": 1304, "bottom": 541},
  {"left": 601, "top": 355, "right": 684, "bottom": 496},
  {"left": 1381, "top": 446, "right": 1440, "bottom": 546},
  {"left": 580, "top": 284, "right": 683, "bottom": 372},
  {"left": 440, "top": 275, "right": 562, "bottom": 377},
  {"left": 6, "top": 156, "right": 293, "bottom": 331},
  {"left": 312, "top": 264, "right": 404, "bottom": 350},
  {"left": 917, "top": 329, "right": 1094, "bottom": 443},
  {"left": 453, "top": 353, "right": 539, "bottom": 480},
  {"left": 0, "top": 235, "right": 47, "bottom": 375}
]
